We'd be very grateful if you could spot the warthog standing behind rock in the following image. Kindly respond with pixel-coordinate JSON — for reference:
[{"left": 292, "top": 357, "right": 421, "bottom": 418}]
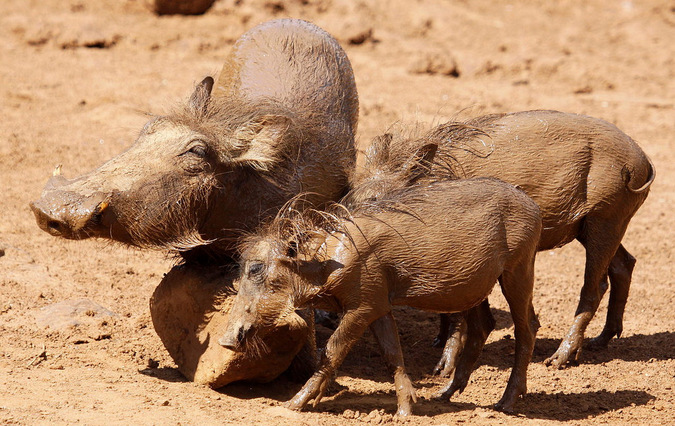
[
  {"left": 220, "top": 178, "right": 542, "bottom": 415},
  {"left": 353, "top": 110, "right": 655, "bottom": 373},
  {"left": 30, "top": 19, "right": 358, "bottom": 386}
]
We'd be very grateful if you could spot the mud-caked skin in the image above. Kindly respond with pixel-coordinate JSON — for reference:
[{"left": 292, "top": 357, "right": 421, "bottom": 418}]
[
  {"left": 354, "top": 110, "right": 655, "bottom": 372},
  {"left": 30, "top": 19, "right": 358, "bottom": 262},
  {"left": 220, "top": 178, "right": 542, "bottom": 415}
]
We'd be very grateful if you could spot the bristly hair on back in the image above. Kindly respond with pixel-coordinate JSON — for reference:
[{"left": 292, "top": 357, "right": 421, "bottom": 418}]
[
  {"left": 344, "top": 119, "right": 492, "bottom": 210},
  {"left": 429, "top": 120, "right": 496, "bottom": 179},
  {"left": 381, "top": 120, "right": 495, "bottom": 180},
  {"left": 235, "top": 117, "right": 496, "bottom": 262},
  {"left": 237, "top": 187, "right": 430, "bottom": 267}
]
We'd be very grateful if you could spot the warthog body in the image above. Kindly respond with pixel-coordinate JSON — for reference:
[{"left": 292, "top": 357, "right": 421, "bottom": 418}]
[
  {"left": 220, "top": 178, "right": 542, "bottom": 415},
  {"left": 30, "top": 18, "right": 358, "bottom": 261},
  {"left": 354, "top": 110, "right": 655, "bottom": 371},
  {"left": 29, "top": 19, "right": 358, "bottom": 385}
]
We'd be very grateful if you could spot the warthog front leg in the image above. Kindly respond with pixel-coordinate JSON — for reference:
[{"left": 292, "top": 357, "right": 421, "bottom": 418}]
[
  {"left": 494, "top": 262, "right": 537, "bottom": 413},
  {"left": 432, "top": 313, "right": 452, "bottom": 348},
  {"left": 286, "top": 310, "right": 371, "bottom": 411}
]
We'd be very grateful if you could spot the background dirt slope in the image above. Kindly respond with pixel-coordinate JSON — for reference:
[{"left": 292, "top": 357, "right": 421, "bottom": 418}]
[{"left": 1, "top": 0, "right": 673, "bottom": 424}]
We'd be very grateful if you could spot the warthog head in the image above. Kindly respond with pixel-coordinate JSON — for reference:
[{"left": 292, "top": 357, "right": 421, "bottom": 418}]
[
  {"left": 218, "top": 211, "right": 341, "bottom": 353},
  {"left": 30, "top": 78, "right": 338, "bottom": 258}
]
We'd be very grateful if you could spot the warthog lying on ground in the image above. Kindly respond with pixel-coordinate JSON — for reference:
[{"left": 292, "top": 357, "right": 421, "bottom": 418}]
[
  {"left": 219, "top": 178, "right": 542, "bottom": 415},
  {"left": 30, "top": 19, "right": 359, "bottom": 385},
  {"left": 352, "top": 110, "right": 655, "bottom": 372}
]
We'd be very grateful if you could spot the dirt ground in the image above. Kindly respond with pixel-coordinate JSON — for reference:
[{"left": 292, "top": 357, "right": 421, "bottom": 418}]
[{"left": 1, "top": 0, "right": 673, "bottom": 424}]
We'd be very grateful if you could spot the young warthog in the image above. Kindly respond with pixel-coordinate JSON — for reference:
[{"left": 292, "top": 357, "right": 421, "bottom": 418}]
[
  {"left": 30, "top": 19, "right": 358, "bottom": 261},
  {"left": 354, "top": 110, "right": 655, "bottom": 372},
  {"left": 219, "top": 178, "right": 542, "bottom": 415}
]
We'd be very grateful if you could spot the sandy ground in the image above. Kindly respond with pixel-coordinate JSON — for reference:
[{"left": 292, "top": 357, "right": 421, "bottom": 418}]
[{"left": 1, "top": 0, "right": 673, "bottom": 424}]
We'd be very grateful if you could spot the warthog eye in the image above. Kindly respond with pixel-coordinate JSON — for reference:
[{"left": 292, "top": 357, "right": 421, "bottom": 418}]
[
  {"left": 248, "top": 262, "right": 264, "bottom": 276},
  {"left": 286, "top": 241, "right": 298, "bottom": 258},
  {"left": 187, "top": 144, "right": 207, "bottom": 158}
]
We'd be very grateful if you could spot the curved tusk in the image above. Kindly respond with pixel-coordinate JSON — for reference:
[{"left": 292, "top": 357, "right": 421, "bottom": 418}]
[{"left": 52, "top": 164, "right": 62, "bottom": 177}]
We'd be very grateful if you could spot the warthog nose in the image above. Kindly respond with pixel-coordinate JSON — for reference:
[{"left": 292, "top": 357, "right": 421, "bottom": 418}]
[
  {"left": 237, "top": 326, "right": 246, "bottom": 344},
  {"left": 29, "top": 201, "right": 67, "bottom": 237},
  {"left": 30, "top": 191, "right": 109, "bottom": 239},
  {"left": 218, "top": 325, "right": 247, "bottom": 349},
  {"left": 218, "top": 334, "right": 237, "bottom": 349},
  {"left": 47, "top": 219, "right": 64, "bottom": 234}
]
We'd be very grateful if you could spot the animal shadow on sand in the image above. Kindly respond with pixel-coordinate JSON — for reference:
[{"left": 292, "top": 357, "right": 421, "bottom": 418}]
[
  {"left": 429, "top": 305, "right": 675, "bottom": 369},
  {"left": 152, "top": 303, "right": 662, "bottom": 419},
  {"left": 308, "top": 389, "right": 477, "bottom": 417},
  {"left": 516, "top": 389, "right": 654, "bottom": 421},
  {"left": 309, "top": 388, "right": 655, "bottom": 420},
  {"left": 217, "top": 372, "right": 477, "bottom": 418},
  {"left": 481, "top": 330, "right": 675, "bottom": 370},
  {"left": 138, "top": 366, "right": 189, "bottom": 383},
  {"left": 216, "top": 375, "right": 318, "bottom": 403},
  {"left": 218, "top": 377, "right": 654, "bottom": 420},
  {"left": 140, "top": 304, "right": 667, "bottom": 418}
]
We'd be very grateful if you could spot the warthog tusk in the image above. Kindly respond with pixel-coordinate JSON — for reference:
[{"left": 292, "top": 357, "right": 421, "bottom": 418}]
[
  {"left": 52, "top": 164, "right": 62, "bottom": 177},
  {"left": 96, "top": 200, "right": 109, "bottom": 214}
]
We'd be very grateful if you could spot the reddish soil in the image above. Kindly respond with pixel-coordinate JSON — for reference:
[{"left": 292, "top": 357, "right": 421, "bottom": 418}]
[{"left": 1, "top": 0, "right": 673, "bottom": 424}]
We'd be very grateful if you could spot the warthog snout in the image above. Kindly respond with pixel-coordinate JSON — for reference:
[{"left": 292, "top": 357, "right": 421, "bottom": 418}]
[
  {"left": 30, "top": 184, "right": 109, "bottom": 239},
  {"left": 218, "top": 321, "right": 250, "bottom": 350}
]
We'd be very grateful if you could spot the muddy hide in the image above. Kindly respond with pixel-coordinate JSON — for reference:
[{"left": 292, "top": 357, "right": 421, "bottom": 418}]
[{"left": 150, "top": 263, "right": 311, "bottom": 387}]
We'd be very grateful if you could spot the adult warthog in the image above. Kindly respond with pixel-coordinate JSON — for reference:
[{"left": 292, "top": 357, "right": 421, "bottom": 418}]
[
  {"left": 31, "top": 19, "right": 358, "bottom": 260},
  {"left": 30, "top": 18, "right": 359, "bottom": 386}
]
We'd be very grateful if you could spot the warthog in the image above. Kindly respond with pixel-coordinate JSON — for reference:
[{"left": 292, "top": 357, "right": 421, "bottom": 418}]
[
  {"left": 219, "top": 178, "right": 542, "bottom": 415},
  {"left": 353, "top": 110, "right": 655, "bottom": 372},
  {"left": 30, "top": 18, "right": 358, "bottom": 261},
  {"left": 29, "top": 19, "right": 358, "bottom": 385}
]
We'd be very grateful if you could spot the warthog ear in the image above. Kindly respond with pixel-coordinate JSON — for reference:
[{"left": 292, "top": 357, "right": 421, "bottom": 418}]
[
  {"left": 279, "top": 257, "right": 343, "bottom": 286},
  {"left": 365, "top": 133, "right": 393, "bottom": 167},
  {"left": 285, "top": 231, "right": 327, "bottom": 259},
  {"left": 405, "top": 142, "right": 438, "bottom": 183},
  {"left": 299, "top": 259, "right": 343, "bottom": 285},
  {"left": 188, "top": 76, "right": 214, "bottom": 116},
  {"left": 233, "top": 115, "right": 293, "bottom": 171}
]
